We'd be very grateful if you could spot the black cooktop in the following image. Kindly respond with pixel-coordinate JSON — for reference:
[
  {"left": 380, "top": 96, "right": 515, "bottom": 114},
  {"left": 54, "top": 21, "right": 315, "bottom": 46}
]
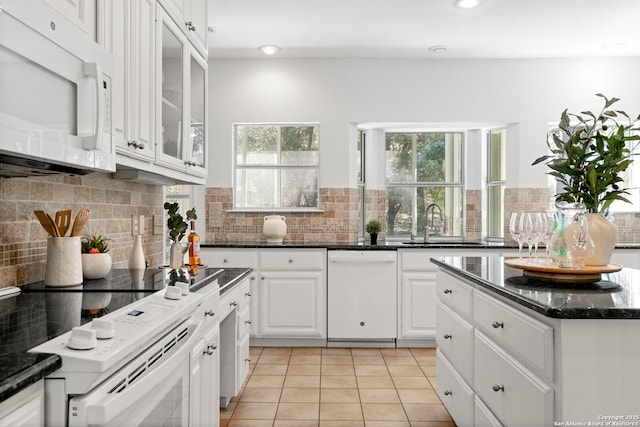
[{"left": 1, "top": 267, "right": 224, "bottom": 355}]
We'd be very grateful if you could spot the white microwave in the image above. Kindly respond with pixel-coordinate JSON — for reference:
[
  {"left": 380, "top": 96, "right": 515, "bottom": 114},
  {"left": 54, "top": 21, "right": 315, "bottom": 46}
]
[{"left": 0, "top": 0, "right": 114, "bottom": 177}]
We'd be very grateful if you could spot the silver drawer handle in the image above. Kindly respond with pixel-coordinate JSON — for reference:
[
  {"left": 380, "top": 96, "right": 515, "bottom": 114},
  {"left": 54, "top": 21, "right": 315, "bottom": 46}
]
[
  {"left": 443, "top": 289, "right": 452, "bottom": 294},
  {"left": 204, "top": 345, "right": 217, "bottom": 355},
  {"left": 245, "top": 358, "right": 251, "bottom": 363},
  {"left": 245, "top": 292, "right": 252, "bottom": 297},
  {"left": 251, "top": 276, "right": 256, "bottom": 280},
  {"left": 223, "top": 259, "right": 229, "bottom": 263},
  {"left": 492, "top": 384, "right": 504, "bottom": 392},
  {"left": 205, "top": 310, "right": 215, "bottom": 317},
  {"left": 443, "top": 390, "right": 452, "bottom": 396},
  {"left": 230, "top": 301, "right": 238, "bottom": 307},
  {"left": 288, "top": 259, "right": 293, "bottom": 263},
  {"left": 261, "top": 276, "right": 265, "bottom": 280},
  {"left": 245, "top": 320, "right": 252, "bottom": 324},
  {"left": 492, "top": 321, "right": 504, "bottom": 329},
  {"left": 443, "top": 334, "right": 452, "bottom": 339}
]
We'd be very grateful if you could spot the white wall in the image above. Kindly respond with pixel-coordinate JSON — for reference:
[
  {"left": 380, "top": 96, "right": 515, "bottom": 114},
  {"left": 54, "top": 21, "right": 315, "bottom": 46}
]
[{"left": 207, "top": 57, "right": 640, "bottom": 190}]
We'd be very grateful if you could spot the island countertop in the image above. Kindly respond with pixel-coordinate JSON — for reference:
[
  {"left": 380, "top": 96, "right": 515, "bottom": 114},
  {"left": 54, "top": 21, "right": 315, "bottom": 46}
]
[{"left": 431, "top": 256, "right": 640, "bottom": 319}]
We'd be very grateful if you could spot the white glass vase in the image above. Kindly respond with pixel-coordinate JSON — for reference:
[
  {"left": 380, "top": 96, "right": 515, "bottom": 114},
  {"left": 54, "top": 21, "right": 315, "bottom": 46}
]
[{"left": 584, "top": 213, "right": 618, "bottom": 266}]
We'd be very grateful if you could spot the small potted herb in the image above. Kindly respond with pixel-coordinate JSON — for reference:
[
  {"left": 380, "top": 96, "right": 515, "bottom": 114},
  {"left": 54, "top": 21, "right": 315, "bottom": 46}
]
[
  {"left": 366, "top": 220, "right": 382, "bottom": 245},
  {"left": 81, "top": 234, "right": 113, "bottom": 279}
]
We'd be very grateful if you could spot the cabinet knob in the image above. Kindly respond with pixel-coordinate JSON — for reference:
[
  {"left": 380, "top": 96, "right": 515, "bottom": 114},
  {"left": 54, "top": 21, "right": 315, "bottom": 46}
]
[
  {"left": 443, "top": 390, "right": 452, "bottom": 396},
  {"left": 204, "top": 345, "right": 216, "bottom": 355},
  {"left": 443, "top": 289, "right": 452, "bottom": 294},
  {"left": 223, "top": 259, "right": 229, "bottom": 263},
  {"left": 288, "top": 259, "right": 294, "bottom": 263},
  {"left": 261, "top": 276, "right": 265, "bottom": 280},
  {"left": 492, "top": 321, "right": 504, "bottom": 329},
  {"left": 245, "top": 320, "right": 252, "bottom": 324},
  {"left": 492, "top": 384, "right": 505, "bottom": 392},
  {"left": 230, "top": 301, "right": 238, "bottom": 307},
  {"left": 245, "top": 357, "right": 251, "bottom": 363},
  {"left": 185, "top": 21, "right": 196, "bottom": 31},
  {"left": 250, "top": 276, "right": 256, "bottom": 280},
  {"left": 443, "top": 334, "right": 452, "bottom": 339},
  {"left": 245, "top": 292, "right": 252, "bottom": 297},
  {"left": 205, "top": 310, "right": 215, "bottom": 317}
]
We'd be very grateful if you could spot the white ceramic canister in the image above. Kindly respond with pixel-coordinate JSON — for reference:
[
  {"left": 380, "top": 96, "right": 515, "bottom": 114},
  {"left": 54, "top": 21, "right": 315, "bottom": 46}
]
[
  {"left": 45, "top": 237, "right": 83, "bottom": 287},
  {"left": 263, "top": 215, "right": 287, "bottom": 243}
]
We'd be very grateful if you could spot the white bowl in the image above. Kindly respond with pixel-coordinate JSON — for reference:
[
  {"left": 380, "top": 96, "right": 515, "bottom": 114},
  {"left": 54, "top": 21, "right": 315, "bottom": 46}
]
[{"left": 81, "top": 253, "right": 112, "bottom": 280}]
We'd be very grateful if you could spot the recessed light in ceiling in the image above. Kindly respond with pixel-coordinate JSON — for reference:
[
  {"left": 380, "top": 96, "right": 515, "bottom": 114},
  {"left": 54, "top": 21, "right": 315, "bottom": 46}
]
[
  {"left": 428, "top": 45, "right": 447, "bottom": 53},
  {"left": 258, "top": 45, "right": 281, "bottom": 55},
  {"left": 455, "top": 0, "right": 485, "bottom": 8},
  {"left": 600, "top": 42, "right": 626, "bottom": 51}
]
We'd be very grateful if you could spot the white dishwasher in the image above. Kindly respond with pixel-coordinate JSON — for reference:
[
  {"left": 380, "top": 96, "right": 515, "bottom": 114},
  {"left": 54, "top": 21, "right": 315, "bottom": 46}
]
[{"left": 327, "top": 250, "right": 397, "bottom": 345}]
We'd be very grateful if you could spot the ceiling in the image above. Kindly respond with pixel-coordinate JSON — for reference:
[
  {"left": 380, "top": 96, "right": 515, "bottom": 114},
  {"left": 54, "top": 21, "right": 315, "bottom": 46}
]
[{"left": 206, "top": 0, "right": 640, "bottom": 60}]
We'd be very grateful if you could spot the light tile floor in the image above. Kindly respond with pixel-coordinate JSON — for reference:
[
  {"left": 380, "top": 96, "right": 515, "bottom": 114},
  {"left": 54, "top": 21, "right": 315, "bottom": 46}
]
[{"left": 220, "top": 346, "right": 456, "bottom": 427}]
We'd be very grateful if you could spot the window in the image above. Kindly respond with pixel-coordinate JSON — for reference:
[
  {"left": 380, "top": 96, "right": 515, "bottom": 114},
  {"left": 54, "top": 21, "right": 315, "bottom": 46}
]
[
  {"left": 234, "top": 124, "right": 319, "bottom": 209},
  {"left": 165, "top": 185, "right": 193, "bottom": 262},
  {"left": 487, "top": 129, "right": 506, "bottom": 239},
  {"left": 357, "top": 129, "right": 365, "bottom": 238},
  {"left": 385, "top": 132, "right": 464, "bottom": 238}
]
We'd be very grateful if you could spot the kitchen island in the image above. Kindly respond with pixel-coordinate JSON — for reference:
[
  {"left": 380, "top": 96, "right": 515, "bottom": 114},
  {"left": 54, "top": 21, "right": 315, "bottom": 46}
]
[{"left": 432, "top": 256, "right": 640, "bottom": 427}]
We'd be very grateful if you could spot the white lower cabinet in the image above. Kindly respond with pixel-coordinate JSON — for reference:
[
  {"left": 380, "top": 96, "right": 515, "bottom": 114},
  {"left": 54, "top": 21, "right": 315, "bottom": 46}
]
[
  {"left": 436, "top": 350, "right": 475, "bottom": 427},
  {"left": 436, "top": 269, "right": 554, "bottom": 427},
  {"left": 190, "top": 326, "right": 219, "bottom": 427},
  {"left": 0, "top": 381, "right": 44, "bottom": 427}
]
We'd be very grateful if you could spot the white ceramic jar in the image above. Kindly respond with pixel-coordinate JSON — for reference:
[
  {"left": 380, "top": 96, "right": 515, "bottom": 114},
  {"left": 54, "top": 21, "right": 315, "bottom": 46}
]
[{"left": 263, "top": 215, "right": 287, "bottom": 243}]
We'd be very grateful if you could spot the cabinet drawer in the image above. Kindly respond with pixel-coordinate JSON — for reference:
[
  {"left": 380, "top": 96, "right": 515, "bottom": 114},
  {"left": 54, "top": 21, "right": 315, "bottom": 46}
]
[
  {"left": 201, "top": 249, "right": 258, "bottom": 268},
  {"left": 475, "top": 396, "right": 503, "bottom": 427},
  {"left": 260, "top": 250, "right": 324, "bottom": 270},
  {"left": 473, "top": 331, "right": 554, "bottom": 427},
  {"left": 473, "top": 290, "right": 554, "bottom": 379},
  {"left": 436, "top": 302, "right": 473, "bottom": 383},
  {"left": 436, "top": 271, "right": 472, "bottom": 319},
  {"left": 401, "top": 250, "right": 437, "bottom": 270},
  {"left": 436, "top": 350, "right": 474, "bottom": 427}
]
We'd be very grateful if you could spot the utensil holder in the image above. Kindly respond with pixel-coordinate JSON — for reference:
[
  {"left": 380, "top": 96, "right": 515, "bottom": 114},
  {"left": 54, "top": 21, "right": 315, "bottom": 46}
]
[{"left": 45, "top": 237, "right": 83, "bottom": 287}]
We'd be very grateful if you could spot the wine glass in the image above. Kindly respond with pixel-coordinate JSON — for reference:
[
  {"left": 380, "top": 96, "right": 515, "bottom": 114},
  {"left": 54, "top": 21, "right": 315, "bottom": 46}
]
[
  {"left": 531, "top": 212, "right": 546, "bottom": 261},
  {"left": 522, "top": 213, "right": 536, "bottom": 259},
  {"left": 537, "top": 212, "right": 555, "bottom": 262},
  {"left": 509, "top": 212, "right": 525, "bottom": 259}
]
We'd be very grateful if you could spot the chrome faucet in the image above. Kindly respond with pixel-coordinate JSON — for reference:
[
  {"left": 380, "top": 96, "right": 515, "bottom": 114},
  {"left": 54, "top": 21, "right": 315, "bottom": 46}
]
[{"left": 424, "top": 203, "right": 445, "bottom": 242}]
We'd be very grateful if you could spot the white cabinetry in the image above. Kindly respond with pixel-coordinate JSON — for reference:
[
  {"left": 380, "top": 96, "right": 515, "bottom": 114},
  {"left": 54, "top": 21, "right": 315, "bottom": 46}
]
[
  {"left": 155, "top": 4, "right": 208, "bottom": 179},
  {"left": 42, "top": 0, "right": 96, "bottom": 38},
  {"left": 259, "top": 250, "right": 326, "bottom": 340},
  {"left": 158, "top": 0, "right": 208, "bottom": 56},
  {"left": 201, "top": 248, "right": 327, "bottom": 344},
  {"left": 190, "top": 326, "right": 219, "bottom": 427},
  {"left": 98, "top": 0, "right": 155, "bottom": 163},
  {"left": 436, "top": 269, "right": 555, "bottom": 426},
  {"left": 0, "top": 381, "right": 44, "bottom": 427}
]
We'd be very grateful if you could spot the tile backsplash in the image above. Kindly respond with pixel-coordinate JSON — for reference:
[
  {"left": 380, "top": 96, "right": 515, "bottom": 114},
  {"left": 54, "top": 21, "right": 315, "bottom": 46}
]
[{"left": 0, "top": 173, "right": 164, "bottom": 288}]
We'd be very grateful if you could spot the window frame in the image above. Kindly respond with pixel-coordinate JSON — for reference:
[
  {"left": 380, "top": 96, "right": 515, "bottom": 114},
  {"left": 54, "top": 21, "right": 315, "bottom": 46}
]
[
  {"left": 233, "top": 122, "right": 321, "bottom": 211},
  {"left": 357, "top": 129, "right": 366, "bottom": 239},
  {"left": 384, "top": 131, "right": 465, "bottom": 239},
  {"left": 486, "top": 128, "right": 506, "bottom": 240}
]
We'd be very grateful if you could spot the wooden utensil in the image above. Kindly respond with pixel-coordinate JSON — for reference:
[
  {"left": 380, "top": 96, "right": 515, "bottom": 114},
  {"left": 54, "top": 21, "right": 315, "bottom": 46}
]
[
  {"left": 34, "top": 210, "right": 59, "bottom": 237},
  {"left": 55, "top": 210, "right": 72, "bottom": 237},
  {"left": 70, "top": 208, "right": 91, "bottom": 237}
]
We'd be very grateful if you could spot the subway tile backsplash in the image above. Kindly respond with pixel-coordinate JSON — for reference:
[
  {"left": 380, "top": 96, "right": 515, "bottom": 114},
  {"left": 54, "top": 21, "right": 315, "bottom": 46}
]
[{"left": 0, "top": 173, "right": 163, "bottom": 288}]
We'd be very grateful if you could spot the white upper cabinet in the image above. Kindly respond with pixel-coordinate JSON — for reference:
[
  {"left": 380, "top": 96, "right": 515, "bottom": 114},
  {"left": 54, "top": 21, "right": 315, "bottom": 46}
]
[
  {"left": 159, "top": 0, "right": 208, "bottom": 57},
  {"left": 42, "top": 0, "right": 96, "bottom": 39},
  {"left": 99, "top": 0, "right": 155, "bottom": 162},
  {"left": 156, "top": 4, "right": 208, "bottom": 178}
]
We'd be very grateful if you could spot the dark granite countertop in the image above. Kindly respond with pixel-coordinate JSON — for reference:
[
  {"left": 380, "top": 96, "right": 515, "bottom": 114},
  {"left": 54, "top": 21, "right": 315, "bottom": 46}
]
[
  {"left": 202, "top": 240, "right": 640, "bottom": 250},
  {"left": 431, "top": 256, "right": 640, "bottom": 319},
  {"left": 0, "top": 266, "right": 249, "bottom": 403}
]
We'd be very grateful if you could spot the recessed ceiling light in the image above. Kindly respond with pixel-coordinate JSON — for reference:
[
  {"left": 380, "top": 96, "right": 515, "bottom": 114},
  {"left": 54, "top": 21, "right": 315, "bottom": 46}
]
[
  {"left": 428, "top": 45, "right": 447, "bottom": 53},
  {"left": 455, "top": 0, "right": 485, "bottom": 9},
  {"left": 258, "top": 45, "right": 280, "bottom": 55},
  {"left": 600, "top": 42, "right": 626, "bottom": 51}
]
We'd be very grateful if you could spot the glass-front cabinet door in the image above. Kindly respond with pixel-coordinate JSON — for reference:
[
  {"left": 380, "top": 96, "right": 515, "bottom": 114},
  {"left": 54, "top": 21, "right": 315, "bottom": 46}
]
[
  {"left": 186, "top": 52, "right": 207, "bottom": 177},
  {"left": 157, "top": 5, "right": 188, "bottom": 171}
]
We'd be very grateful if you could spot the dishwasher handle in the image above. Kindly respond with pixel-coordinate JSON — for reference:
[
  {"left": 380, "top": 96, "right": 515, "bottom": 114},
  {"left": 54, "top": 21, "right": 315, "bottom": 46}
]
[{"left": 328, "top": 252, "right": 396, "bottom": 263}]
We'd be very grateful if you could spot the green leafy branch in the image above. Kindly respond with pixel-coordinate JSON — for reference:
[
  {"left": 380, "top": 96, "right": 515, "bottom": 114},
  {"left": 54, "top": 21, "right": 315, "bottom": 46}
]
[{"left": 164, "top": 202, "right": 197, "bottom": 242}]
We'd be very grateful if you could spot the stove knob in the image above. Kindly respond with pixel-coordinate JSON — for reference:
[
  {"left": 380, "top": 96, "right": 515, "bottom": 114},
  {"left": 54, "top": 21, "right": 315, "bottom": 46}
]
[
  {"left": 66, "top": 327, "right": 97, "bottom": 350},
  {"left": 165, "top": 286, "right": 182, "bottom": 300},
  {"left": 92, "top": 319, "right": 115, "bottom": 339}
]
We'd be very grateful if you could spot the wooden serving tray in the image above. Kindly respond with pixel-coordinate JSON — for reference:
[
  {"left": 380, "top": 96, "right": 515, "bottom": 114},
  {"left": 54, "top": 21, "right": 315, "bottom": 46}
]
[{"left": 504, "top": 258, "right": 622, "bottom": 284}]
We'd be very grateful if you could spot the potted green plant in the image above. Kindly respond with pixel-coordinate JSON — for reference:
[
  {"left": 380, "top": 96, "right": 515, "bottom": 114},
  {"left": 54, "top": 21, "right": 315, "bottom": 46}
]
[
  {"left": 81, "top": 234, "right": 113, "bottom": 279},
  {"left": 366, "top": 219, "right": 382, "bottom": 245},
  {"left": 164, "top": 202, "right": 197, "bottom": 267},
  {"left": 532, "top": 93, "right": 640, "bottom": 265}
]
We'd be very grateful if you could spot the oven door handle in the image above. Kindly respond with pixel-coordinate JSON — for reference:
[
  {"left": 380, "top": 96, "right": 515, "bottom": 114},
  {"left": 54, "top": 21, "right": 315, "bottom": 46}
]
[{"left": 69, "top": 325, "right": 197, "bottom": 426}]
